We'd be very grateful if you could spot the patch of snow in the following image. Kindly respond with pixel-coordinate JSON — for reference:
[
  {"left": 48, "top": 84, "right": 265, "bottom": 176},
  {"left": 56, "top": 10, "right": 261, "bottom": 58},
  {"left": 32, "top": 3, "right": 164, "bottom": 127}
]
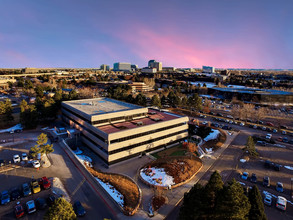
[
  {"left": 95, "top": 178, "right": 124, "bottom": 207},
  {"left": 140, "top": 167, "right": 175, "bottom": 187},
  {"left": 77, "top": 155, "right": 93, "bottom": 167},
  {"left": 240, "top": 159, "right": 247, "bottom": 163},
  {"left": 238, "top": 181, "right": 246, "bottom": 186},
  {"left": 73, "top": 148, "right": 83, "bottom": 155},
  {"left": 0, "top": 124, "right": 23, "bottom": 134},
  {"left": 274, "top": 144, "right": 286, "bottom": 148},
  {"left": 204, "top": 129, "right": 220, "bottom": 142},
  {"left": 284, "top": 166, "right": 293, "bottom": 171}
]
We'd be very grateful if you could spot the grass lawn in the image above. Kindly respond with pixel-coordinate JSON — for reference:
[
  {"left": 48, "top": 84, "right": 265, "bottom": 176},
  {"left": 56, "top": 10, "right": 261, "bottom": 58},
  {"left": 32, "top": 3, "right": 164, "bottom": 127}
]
[{"left": 151, "top": 144, "right": 186, "bottom": 159}]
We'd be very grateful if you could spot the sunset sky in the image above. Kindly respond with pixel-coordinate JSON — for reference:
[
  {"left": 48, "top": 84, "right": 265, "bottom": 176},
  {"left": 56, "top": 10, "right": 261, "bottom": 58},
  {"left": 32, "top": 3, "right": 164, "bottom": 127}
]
[{"left": 0, "top": 0, "right": 292, "bottom": 69}]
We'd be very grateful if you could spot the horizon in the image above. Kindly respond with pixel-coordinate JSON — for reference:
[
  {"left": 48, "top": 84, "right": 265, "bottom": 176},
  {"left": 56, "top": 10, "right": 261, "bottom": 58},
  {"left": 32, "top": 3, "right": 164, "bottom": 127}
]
[{"left": 1, "top": 0, "right": 293, "bottom": 69}]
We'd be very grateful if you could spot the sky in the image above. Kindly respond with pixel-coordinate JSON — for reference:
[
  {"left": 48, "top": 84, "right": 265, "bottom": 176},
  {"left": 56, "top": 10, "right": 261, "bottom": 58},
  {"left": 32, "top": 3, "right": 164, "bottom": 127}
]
[{"left": 0, "top": 0, "right": 293, "bottom": 69}]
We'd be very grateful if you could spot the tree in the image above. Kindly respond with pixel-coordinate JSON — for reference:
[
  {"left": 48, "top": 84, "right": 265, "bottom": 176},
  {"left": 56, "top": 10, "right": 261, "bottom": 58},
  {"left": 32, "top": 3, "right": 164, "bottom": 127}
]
[
  {"left": 151, "top": 95, "right": 161, "bottom": 108},
  {"left": 246, "top": 136, "right": 258, "bottom": 157},
  {"left": 179, "top": 183, "right": 205, "bottom": 220},
  {"left": 248, "top": 185, "right": 267, "bottom": 220},
  {"left": 20, "top": 100, "right": 38, "bottom": 129},
  {"left": 44, "top": 198, "right": 77, "bottom": 220},
  {"left": 216, "top": 179, "right": 251, "bottom": 219},
  {"left": 135, "top": 93, "right": 146, "bottom": 106},
  {"left": 187, "top": 93, "right": 202, "bottom": 111},
  {"left": 30, "top": 133, "right": 54, "bottom": 158},
  {"left": 4, "top": 99, "right": 14, "bottom": 124}
]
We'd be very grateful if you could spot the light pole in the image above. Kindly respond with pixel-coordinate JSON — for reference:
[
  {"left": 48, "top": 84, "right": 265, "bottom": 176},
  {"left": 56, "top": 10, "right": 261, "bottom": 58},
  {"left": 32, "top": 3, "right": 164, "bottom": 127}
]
[{"left": 11, "top": 129, "right": 14, "bottom": 142}]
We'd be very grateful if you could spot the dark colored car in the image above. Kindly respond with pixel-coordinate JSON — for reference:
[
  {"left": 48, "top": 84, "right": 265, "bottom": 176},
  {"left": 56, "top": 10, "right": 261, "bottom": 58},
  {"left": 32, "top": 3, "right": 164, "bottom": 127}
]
[
  {"left": 264, "top": 160, "right": 273, "bottom": 169},
  {"left": 0, "top": 190, "right": 10, "bottom": 205},
  {"left": 250, "top": 173, "right": 257, "bottom": 183},
  {"left": 22, "top": 183, "right": 32, "bottom": 197},
  {"left": 280, "top": 125, "right": 288, "bottom": 129},
  {"left": 14, "top": 203, "right": 25, "bottom": 218},
  {"left": 10, "top": 188, "right": 21, "bottom": 201},
  {"left": 274, "top": 164, "right": 281, "bottom": 171},
  {"left": 35, "top": 198, "right": 47, "bottom": 210},
  {"left": 38, "top": 176, "right": 51, "bottom": 190},
  {"left": 263, "top": 176, "right": 270, "bottom": 187},
  {"left": 46, "top": 195, "right": 56, "bottom": 206},
  {"left": 73, "top": 201, "right": 86, "bottom": 217},
  {"left": 283, "top": 137, "right": 288, "bottom": 143}
]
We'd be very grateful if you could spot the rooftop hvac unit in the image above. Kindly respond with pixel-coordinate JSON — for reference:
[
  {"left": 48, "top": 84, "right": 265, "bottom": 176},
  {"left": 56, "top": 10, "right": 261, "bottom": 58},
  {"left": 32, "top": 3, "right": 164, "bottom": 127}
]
[
  {"left": 136, "top": 121, "right": 143, "bottom": 126},
  {"left": 153, "top": 118, "right": 162, "bottom": 122}
]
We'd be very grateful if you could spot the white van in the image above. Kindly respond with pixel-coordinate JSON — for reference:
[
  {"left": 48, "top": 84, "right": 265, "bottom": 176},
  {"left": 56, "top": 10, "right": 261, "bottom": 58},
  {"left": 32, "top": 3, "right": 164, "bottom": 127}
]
[{"left": 276, "top": 196, "right": 287, "bottom": 211}]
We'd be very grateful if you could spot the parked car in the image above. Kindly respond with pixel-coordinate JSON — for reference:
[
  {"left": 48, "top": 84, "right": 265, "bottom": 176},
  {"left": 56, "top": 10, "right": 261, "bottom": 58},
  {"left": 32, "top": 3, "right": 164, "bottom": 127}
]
[
  {"left": 273, "top": 129, "right": 278, "bottom": 133},
  {"left": 0, "top": 190, "right": 10, "bottom": 205},
  {"left": 38, "top": 176, "right": 51, "bottom": 190},
  {"left": 274, "top": 164, "right": 281, "bottom": 171},
  {"left": 240, "top": 122, "right": 245, "bottom": 126},
  {"left": 283, "top": 137, "right": 288, "bottom": 143},
  {"left": 31, "top": 179, "right": 41, "bottom": 194},
  {"left": 13, "top": 155, "right": 21, "bottom": 163},
  {"left": 35, "top": 198, "right": 47, "bottom": 210},
  {"left": 276, "top": 182, "right": 284, "bottom": 193},
  {"left": 264, "top": 160, "right": 273, "bottom": 169},
  {"left": 257, "top": 141, "right": 267, "bottom": 146},
  {"left": 253, "top": 125, "right": 257, "bottom": 129},
  {"left": 263, "top": 176, "right": 270, "bottom": 187},
  {"left": 21, "top": 153, "right": 28, "bottom": 161},
  {"left": 10, "top": 188, "right": 21, "bottom": 201},
  {"left": 46, "top": 195, "right": 56, "bottom": 206},
  {"left": 280, "top": 125, "right": 288, "bottom": 129},
  {"left": 266, "top": 122, "right": 274, "bottom": 127},
  {"left": 241, "top": 172, "right": 249, "bottom": 180},
  {"left": 265, "top": 134, "right": 272, "bottom": 140},
  {"left": 264, "top": 194, "right": 272, "bottom": 206},
  {"left": 32, "top": 160, "right": 40, "bottom": 169},
  {"left": 22, "top": 183, "right": 32, "bottom": 197},
  {"left": 73, "top": 201, "right": 86, "bottom": 217},
  {"left": 277, "top": 137, "right": 283, "bottom": 142},
  {"left": 26, "top": 200, "right": 36, "bottom": 214},
  {"left": 250, "top": 173, "right": 257, "bottom": 183},
  {"left": 14, "top": 202, "right": 25, "bottom": 218},
  {"left": 276, "top": 196, "right": 287, "bottom": 211},
  {"left": 281, "top": 130, "right": 287, "bottom": 135},
  {"left": 289, "top": 139, "right": 293, "bottom": 144},
  {"left": 262, "top": 126, "right": 267, "bottom": 131}
]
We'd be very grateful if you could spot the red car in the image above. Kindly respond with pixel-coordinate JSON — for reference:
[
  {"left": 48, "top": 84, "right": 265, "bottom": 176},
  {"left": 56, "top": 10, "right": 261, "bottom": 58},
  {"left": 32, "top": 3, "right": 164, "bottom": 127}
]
[
  {"left": 14, "top": 203, "right": 25, "bottom": 218},
  {"left": 38, "top": 176, "right": 51, "bottom": 190},
  {"left": 266, "top": 122, "right": 274, "bottom": 127}
]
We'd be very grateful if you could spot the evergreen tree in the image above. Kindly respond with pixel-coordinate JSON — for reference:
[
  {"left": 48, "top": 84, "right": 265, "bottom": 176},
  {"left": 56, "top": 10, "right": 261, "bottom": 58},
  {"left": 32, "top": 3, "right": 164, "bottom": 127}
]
[
  {"left": 179, "top": 183, "right": 205, "bottom": 220},
  {"left": 44, "top": 198, "right": 76, "bottom": 220},
  {"left": 4, "top": 99, "right": 14, "bottom": 124},
  {"left": 216, "top": 179, "right": 251, "bottom": 220},
  {"left": 151, "top": 95, "right": 161, "bottom": 108},
  {"left": 20, "top": 100, "right": 38, "bottom": 129},
  {"left": 187, "top": 93, "right": 202, "bottom": 110},
  {"left": 203, "top": 171, "right": 224, "bottom": 217},
  {"left": 248, "top": 185, "right": 267, "bottom": 220}
]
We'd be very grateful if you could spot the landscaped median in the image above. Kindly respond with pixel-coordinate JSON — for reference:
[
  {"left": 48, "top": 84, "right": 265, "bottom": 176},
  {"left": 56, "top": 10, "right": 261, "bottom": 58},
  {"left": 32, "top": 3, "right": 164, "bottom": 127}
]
[
  {"left": 86, "top": 166, "right": 141, "bottom": 216},
  {"left": 139, "top": 156, "right": 203, "bottom": 189}
]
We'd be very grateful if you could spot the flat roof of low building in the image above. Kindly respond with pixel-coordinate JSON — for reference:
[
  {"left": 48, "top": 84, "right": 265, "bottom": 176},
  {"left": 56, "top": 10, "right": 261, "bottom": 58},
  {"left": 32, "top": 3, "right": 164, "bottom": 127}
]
[
  {"left": 63, "top": 98, "right": 143, "bottom": 116},
  {"left": 212, "top": 87, "right": 293, "bottom": 95},
  {"left": 97, "top": 109, "right": 184, "bottom": 134}
]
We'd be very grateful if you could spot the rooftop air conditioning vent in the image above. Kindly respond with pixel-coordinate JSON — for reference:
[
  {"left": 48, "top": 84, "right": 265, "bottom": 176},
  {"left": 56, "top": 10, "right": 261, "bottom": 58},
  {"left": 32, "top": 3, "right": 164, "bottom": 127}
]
[
  {"left": 149, "top": 112, "right": 157, "bottom": 115},
  {"left": 153, "top": 118, "right": 162, "bottom": 122},
  {"left": 136, "top": 121, "right": 143, "bottom": 126}
]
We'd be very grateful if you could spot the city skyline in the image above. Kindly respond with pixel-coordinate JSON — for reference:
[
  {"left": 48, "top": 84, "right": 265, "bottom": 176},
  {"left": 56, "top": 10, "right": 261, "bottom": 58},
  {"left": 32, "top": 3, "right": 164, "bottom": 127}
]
[{"left": 1, "top": 0, "right": 293, "bottom": 69}]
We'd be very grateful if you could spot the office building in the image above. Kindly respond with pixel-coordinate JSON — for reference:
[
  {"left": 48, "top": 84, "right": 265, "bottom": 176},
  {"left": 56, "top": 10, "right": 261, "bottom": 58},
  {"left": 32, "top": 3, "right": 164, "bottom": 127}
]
[
  {"left": 202, "top": 66, "right": 215, "bottom": 73},
  {"left": 113, "top": 63, "right": 132, "bottom": 72},
  {"left": 100, "top": 64, "right": 110, "bottom": 71},
  {"left": 148, "top": 60, "right": 162, "bottom": 71},
  {"left": 141, "top": 67, "right": 157, "bottom": 74},
  {"left": 61, "top": 98, "right": 188, "bottom": 165}
]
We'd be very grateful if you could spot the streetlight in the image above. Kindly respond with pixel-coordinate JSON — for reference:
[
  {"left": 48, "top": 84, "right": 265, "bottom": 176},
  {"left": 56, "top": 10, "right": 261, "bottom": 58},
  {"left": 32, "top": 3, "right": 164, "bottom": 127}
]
[{"left": 11, "top": 129, "right": 14, "bottom": 142}]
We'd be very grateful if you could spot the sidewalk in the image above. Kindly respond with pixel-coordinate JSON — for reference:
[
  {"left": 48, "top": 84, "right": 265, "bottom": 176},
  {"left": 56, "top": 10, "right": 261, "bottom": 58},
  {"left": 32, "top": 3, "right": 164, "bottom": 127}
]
[{"left": 120, "top": 131, "right": 239, "bottom": 220}]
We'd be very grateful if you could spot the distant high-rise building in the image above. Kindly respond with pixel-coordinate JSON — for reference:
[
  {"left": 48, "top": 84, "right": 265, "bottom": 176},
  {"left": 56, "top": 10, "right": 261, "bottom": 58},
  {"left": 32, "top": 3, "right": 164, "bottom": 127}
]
[
  {"left": 202, "top": 66, "right": 215, "bottom": 73},
  {"left": 131, "top": 64, "right": 138, "bottom": 71},
  {"left": 100, "top": 64, "right": 110, "bottom": 71},
  {"left": 113, "top": 62, "right": 132, "bottom": 71},
  {"left": 148, "top": 60, "right": 162, "bottom": 71}
]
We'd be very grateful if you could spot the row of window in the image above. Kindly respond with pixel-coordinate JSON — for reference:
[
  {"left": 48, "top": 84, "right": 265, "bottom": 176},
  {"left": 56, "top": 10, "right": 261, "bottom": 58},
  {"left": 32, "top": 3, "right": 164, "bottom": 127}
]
[
  {"left": 108, "top": 130, "right": 187, "bottom": 155},
  {"left": 110, "top": 122, "right": 186, "bottom": 144},
  {"left": 92, "top": 113, "right": 146, "bottom": 125},
  {"left": 62, "top": 112, "right": 107, "bottom": 143}
]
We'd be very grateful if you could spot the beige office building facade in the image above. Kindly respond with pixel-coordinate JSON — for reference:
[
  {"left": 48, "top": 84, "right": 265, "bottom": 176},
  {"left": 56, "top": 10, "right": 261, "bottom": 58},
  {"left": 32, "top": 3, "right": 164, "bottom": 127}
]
[{"left": 61, "top": 98, "right": 188, "bottom": 165}]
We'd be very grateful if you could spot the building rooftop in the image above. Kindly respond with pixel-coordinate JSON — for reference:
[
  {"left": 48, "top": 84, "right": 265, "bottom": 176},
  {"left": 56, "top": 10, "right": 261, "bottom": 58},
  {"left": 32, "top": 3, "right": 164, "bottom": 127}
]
[
  {"left": 97, "top": 109, "right": 183, "bottom": 134},
  {"left": 63, "top": 98, "right": 143, "bottom": 116},
  {"left": 212, "top": 87, "right": 293, "bottom": 95}
]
